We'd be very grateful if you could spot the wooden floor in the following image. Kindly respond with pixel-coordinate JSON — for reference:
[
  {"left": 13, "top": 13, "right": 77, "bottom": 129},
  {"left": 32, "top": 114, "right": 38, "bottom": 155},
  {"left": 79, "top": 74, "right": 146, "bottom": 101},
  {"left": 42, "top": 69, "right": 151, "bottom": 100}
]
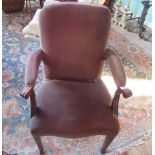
[{"left": 123, "top": 138, "right": 152, "bottom": 155}]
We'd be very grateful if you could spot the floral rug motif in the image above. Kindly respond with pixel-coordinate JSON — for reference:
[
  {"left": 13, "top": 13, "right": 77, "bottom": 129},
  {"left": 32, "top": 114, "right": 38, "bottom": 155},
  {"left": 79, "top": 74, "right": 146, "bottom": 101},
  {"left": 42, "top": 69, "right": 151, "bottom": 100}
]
[{"left": 2, "top": 11, "right": 152, "bottom": 155}]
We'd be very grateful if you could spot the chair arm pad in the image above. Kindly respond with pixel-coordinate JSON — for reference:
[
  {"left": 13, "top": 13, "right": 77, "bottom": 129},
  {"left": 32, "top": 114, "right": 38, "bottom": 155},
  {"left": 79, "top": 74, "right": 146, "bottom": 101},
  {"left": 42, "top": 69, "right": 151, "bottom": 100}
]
[
  {"left": 103, "top": 47, "right": 126, "bottom": 88},
  {"left": 25, "top": 48, "right": 44, "bottom": 86}
]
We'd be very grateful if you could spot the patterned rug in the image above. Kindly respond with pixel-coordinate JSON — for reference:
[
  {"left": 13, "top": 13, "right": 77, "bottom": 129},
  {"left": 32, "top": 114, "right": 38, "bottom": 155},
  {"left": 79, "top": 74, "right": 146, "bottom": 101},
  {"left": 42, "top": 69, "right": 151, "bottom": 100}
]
[{"left": 2, "top": 10, "right": 152, "bottom": 155}]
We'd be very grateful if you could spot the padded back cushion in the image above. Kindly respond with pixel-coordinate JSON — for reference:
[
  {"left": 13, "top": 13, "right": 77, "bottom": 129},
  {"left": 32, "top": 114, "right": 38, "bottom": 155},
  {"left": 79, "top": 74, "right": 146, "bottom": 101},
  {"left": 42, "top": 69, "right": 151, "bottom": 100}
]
[{"left": 39, "top": 3, "right": 111, "bottom": 80}]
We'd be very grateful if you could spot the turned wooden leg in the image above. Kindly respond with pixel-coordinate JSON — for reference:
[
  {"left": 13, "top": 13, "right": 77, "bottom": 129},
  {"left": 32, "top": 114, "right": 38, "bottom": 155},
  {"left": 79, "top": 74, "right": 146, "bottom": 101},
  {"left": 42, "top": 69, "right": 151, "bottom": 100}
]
[
  {"left": 32, "top": 135, "right": 45, "bottom": 155},
  {"left": 100, "top": 135, "right": 116, "bottom": 154}
]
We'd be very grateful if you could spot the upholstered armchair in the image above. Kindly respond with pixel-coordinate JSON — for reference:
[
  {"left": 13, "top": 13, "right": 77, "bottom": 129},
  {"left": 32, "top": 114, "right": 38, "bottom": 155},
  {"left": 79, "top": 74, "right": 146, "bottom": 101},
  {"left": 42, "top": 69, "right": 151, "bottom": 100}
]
[{"left": 20, "top": 3, "right": 132, "bottom": 154}]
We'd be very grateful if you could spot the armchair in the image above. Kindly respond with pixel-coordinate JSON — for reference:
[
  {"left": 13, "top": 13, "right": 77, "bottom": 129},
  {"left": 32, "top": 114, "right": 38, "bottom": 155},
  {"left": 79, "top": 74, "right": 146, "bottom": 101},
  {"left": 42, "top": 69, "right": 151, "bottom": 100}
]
[{"left": 20, "top": 3, "right": 132, "bottom": 154}]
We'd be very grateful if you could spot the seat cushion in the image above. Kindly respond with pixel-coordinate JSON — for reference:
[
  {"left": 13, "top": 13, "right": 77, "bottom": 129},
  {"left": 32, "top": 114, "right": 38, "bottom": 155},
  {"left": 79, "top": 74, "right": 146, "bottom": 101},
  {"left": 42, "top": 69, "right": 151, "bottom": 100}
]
[{"left": 30, "top": 79, "right": 120, "bottom": 137}]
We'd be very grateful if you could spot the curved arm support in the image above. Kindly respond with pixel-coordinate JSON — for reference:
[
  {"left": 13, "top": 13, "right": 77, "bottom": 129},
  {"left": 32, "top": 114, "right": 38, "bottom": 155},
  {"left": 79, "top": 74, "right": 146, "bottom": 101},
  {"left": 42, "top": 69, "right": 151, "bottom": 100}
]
[
  {"left": 20, "top": 86, "right": 37, "bottom": 117},
  {"left": 20, "top": 48, "right": 44, "bottom": 99},
  {"left": 25, "top": 48, "right": 44, "bottom": 87},
  {"left": 111, "top": 87, "right": 132, "bottom": 116},
  {"left": 29, "top": 89, "right": 37, "bottom": 117},
  {"left": 103, "top": 47, "right": 132, "bottom": 116},
  {"left": 103, "top": 47, "right": 126, "bottom": 88},
  {"left": 20, "top": 48, "right": 44, "bottom": 116}
]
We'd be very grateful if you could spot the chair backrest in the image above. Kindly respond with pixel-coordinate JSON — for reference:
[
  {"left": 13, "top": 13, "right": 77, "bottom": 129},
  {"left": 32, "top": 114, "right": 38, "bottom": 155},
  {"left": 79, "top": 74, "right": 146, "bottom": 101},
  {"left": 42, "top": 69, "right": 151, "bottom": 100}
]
[{"left": 39, "top": 3, "right": 111, "bottom": 80}]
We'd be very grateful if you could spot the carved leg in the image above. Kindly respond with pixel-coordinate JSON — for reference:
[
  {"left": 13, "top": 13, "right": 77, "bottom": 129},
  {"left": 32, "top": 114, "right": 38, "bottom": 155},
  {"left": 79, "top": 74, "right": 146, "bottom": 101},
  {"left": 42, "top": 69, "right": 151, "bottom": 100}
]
[
  {"left": 100, "top": 135, "right": 116, "bottom": 154},
  {"left": 32, "top": 135, "right": 45, "bottom": 155}
]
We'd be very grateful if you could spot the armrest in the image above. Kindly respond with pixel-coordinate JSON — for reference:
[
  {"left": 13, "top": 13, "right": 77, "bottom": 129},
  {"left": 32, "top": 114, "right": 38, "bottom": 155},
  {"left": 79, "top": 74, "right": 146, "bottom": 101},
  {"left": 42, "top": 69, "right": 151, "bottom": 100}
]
[
  {"left": 103, "top": 47, "right": 132, "bottom": 116},
  {"left": 103, "top": 47, "right": 126, "bottom": 88},
  {"left": 20, "top": 48, "right": 44, "bottom": 99}
]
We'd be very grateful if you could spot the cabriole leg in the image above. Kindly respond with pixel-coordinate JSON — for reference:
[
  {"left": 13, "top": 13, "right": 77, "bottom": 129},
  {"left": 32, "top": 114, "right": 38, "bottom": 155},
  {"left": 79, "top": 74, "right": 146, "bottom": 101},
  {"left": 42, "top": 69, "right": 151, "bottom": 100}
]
[
  {"left": 100, "top": 135, "right": 116, "bottom": 154},
  {"left": 32, "top": 135, "right": 45, "bottom": 155}
]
